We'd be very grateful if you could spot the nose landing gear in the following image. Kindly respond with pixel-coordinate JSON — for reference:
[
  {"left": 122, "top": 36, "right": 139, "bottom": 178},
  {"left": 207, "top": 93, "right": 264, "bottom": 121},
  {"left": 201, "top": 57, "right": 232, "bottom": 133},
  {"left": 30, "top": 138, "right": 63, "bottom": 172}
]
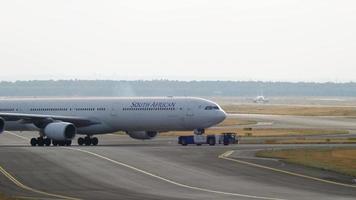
[
  {"left": 194, "top": 129, "right": 205, "bottom": 135},
  {"left": 77, "top": 136, "right": 98, "bottom": 146}
]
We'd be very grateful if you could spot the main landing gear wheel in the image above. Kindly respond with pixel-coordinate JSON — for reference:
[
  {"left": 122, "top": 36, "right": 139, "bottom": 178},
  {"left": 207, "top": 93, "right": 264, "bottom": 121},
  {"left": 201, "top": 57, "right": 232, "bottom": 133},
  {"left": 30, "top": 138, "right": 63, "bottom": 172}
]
[
  {"left": 44, "top": 138, "right": 51, "bottom": 146},
  {"left": 30, "top": 137, "right": 71, "bottom": 147},
  {"left": 37, "top": 137, "right": 44, "bottom": 146},
  {"left": 53, "top": 140, "right": 71, "bottom": 146},
  {"left": 91, "top": 137, "right": 98, "bottom": 146},
  {"left": 84, "top": 137, "right": 91, "bottom": 146},
  {"left": 78, "top": 137, "right": 84, "bottom": 146},
  {"left": 30, "top": 138, "right": 37, "bottom": 146},
  {"left": 78, "top": 136, "right": 99, "bottom": 146},
  {"left": 65, "top": 140, "right": 72, "bottom": 146},
  {"left": 30, "top": 137, "right": 46, "bottom": 147}
]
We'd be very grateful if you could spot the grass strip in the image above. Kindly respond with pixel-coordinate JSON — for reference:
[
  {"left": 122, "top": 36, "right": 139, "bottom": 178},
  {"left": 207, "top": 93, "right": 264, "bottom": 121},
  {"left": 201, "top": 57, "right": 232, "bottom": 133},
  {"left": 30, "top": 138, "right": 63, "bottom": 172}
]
[
  {"left": 223, "top": 104, "right": 356, "bottom": 116},
  {"left": 256, "top": 148, "right": 356, "bottom": 177}
]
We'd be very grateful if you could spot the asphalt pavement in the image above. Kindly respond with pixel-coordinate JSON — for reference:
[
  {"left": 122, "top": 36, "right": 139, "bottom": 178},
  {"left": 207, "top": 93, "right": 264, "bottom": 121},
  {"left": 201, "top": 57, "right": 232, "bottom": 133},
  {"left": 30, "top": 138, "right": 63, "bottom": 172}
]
[{"left": 0, "top": 131, "right": 355, "bottom": 200}]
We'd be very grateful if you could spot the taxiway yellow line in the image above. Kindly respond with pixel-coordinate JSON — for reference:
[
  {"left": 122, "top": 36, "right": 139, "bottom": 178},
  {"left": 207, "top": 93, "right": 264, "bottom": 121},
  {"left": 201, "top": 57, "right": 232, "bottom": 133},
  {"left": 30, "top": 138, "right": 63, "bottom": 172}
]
[
  {"left": 219, "top": 150, "right": 356, "bottom": 189},
  {"left": 0, "top": 166, "right": 81, "bottom": 200},
  {"left": 66, "top": 147, "right": 286, "bottom": 200},
  {"left": 1, "top": 132, "right": 80, "bottom": 200},
  {"left": 5, "top": 131, "right": 285, "bottom": 199}
]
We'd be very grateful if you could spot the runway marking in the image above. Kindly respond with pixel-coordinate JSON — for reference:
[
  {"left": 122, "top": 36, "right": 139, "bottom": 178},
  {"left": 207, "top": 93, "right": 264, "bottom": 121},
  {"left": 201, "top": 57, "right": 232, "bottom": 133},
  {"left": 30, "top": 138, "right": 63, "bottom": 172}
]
[
  {"left": 66, "top": 147, "right": 286, "bottom": 200},
  {"left": 232, "top": 149, "right": 280, "bottom": 161},
  {"left": 15, "top": 196, "right": 64, "bottom": 200},
  {"left": 0, "top": 165, "right": 81, "bottom": 200},
  {"left": 5, "top": 131, "right": 30, "bottom": 140},
  {"left": 223, "top": 150, "right": 234, "bottom": 157},
  {"left": 219, "top": 150, "right": 356, "bottom": 189}
]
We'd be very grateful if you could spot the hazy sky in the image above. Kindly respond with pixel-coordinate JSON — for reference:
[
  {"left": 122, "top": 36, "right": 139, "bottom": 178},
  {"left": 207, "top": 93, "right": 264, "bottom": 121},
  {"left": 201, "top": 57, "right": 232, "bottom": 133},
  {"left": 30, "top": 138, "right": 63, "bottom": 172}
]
[{"left": 0, "top": 0, "right": 355, "bottom": 82}]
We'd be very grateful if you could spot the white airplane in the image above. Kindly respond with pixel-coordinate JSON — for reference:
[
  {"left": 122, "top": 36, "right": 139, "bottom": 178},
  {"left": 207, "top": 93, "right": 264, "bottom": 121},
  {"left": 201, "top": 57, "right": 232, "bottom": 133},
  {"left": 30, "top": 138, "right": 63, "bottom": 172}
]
[
  {"left": 253, "top": 96, "right": 269, "bottom": 103},
  {"left": 0, "top": 97, "right": 227, "bottom": 146}
]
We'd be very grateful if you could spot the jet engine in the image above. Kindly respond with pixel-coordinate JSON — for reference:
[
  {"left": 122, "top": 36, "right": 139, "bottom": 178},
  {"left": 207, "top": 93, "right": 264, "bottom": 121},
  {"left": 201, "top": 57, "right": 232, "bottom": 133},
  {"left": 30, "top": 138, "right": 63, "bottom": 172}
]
[
  {"left": 127, "top": 131, "right": 158, "bottom": 140},
  {"left": 44, "top": 122, "right": 76, "bottom": 141},
  {"left": 0, "top": 117, "right": 4, "bottom": 134}
]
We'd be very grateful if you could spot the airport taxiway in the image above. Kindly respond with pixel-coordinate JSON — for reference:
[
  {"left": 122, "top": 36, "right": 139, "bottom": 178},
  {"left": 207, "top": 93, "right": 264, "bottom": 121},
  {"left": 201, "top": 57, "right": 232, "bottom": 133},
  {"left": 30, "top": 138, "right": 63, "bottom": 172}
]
[
  {"left": 0, "top": 131, "right": 356, "bottom": 200},
  {"left": 230, "top": 114, "right": 356, "bottom": 130}
]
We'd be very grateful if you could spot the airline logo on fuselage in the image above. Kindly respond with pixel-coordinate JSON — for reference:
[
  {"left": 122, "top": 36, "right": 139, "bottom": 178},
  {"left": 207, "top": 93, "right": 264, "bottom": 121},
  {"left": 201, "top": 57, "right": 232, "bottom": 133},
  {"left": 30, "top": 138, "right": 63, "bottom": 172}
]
[{"left": 130, "top": 102, "right": 176, "bottom": 108}]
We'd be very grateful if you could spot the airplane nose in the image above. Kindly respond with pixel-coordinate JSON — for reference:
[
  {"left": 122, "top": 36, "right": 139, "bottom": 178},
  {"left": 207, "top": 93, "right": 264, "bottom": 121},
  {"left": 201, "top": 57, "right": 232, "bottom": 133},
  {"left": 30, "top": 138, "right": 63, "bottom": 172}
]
[{"left": 217, "top": 110, "right": 227, "bottom": 123}]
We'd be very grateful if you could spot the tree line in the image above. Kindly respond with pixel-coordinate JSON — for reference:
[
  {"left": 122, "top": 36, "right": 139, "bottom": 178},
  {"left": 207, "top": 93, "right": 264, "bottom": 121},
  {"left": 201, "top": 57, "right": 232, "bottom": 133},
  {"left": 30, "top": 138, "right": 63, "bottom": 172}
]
[{"left": 1, "top": 80, "right": 356, "bottom": 97}]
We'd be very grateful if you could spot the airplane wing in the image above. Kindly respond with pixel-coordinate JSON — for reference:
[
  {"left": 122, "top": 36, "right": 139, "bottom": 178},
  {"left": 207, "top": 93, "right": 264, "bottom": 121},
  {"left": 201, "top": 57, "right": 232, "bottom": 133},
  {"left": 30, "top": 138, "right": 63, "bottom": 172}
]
[{"left": 0, "top": 113, "right": 100, "bottom": 128}]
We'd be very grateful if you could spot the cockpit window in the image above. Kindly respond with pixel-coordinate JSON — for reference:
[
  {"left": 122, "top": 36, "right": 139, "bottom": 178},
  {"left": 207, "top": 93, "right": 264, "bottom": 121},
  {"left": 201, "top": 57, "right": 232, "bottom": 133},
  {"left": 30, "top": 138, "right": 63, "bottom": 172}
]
[{"left": 205, "top": 106, "right": 220, "bottom": 110}]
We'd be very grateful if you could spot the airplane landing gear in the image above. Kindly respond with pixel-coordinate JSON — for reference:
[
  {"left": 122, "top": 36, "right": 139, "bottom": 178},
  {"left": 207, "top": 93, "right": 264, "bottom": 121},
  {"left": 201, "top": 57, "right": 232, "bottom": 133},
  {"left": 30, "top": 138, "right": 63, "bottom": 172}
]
[
  {"left": 52, "top": 140, "right": 72, "bottom": 146},
  {"left": 30, "top": 137, "right": 48, "bottom": 146},
  {"left": 30, "top": 138, "right": 37, "bottom": 146},
  {"left": 30, "top": 137, "right": 71, "bottom": 147},
  {"left": 84, "top": 136, "right": 91, "bottom": 146},
  {"left": 91, "top": 137, "right": 99, "bottom": 146},
  {"left": 78, "top": 136, "right": 98, "bottom": 146},
  {"left": 194, "top": 129, "right": 205, "bottom": 135},
  {"left": 44, "top": 138, "right": 51, "bottom": 146}
]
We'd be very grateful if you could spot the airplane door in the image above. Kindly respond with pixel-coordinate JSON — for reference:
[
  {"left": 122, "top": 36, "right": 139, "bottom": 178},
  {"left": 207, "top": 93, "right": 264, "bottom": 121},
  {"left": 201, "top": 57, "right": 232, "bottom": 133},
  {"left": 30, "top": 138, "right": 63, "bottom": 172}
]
[
  {"left": 183, "top": 101, "right": 196, "bottom": 129},
  {"left": 186, "top": 100, "right": 194, "bottom": 117}
]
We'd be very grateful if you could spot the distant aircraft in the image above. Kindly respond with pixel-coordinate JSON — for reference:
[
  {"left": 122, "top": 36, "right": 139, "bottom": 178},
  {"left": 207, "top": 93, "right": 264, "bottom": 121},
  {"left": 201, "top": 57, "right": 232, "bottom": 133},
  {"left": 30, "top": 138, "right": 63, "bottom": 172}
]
[
  {"left": 253, "top": 96, "right": 269, "bottom": 103},
  {"left": 0, "top": 97, "right": 226, "bottom": 146}
]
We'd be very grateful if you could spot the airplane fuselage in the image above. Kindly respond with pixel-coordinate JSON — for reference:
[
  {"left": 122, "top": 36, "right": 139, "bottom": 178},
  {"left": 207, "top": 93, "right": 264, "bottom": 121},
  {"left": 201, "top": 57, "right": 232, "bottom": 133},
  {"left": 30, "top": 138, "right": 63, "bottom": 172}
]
[{"left": 0, "top": 97, "right": 227, "bottom": 135}]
